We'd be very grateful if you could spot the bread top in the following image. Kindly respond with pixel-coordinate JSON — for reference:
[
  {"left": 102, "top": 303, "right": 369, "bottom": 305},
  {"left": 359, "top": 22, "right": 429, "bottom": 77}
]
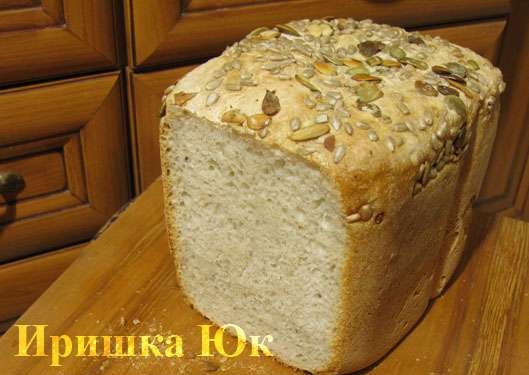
[{"left": 163, "top": 18, "right": 504, "bottom": 218}]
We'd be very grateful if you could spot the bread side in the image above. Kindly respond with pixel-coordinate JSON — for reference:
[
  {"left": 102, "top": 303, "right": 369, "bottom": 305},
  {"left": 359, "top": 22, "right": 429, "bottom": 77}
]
[{"left": 160, "top": 18, "right": 504, "bottom": 374}]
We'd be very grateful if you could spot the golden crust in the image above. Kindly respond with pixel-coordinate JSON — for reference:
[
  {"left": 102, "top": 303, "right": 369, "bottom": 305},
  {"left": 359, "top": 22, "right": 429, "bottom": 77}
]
[{"left": 160, "top": 18, "right": 505, "bottom": 374}]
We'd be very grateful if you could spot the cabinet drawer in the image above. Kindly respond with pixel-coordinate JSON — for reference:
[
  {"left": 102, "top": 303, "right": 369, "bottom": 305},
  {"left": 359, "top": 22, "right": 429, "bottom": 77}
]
[
  {"left": 124, "top": 0, "right": 509, "bottom": 68},
  {"left": 0, "top": 0, "right": 120, "bottom": 86},
  {"left": 0, "top": 73, "right": 130, "bottom": 262},
  {"left": 128, "top": 20, "right": 506, "bottom": 192}
]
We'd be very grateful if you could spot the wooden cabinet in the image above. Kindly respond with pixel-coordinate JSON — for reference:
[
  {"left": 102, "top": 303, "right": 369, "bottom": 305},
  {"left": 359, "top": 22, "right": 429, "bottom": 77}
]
[
  {"left": 124, "top": 0, "right": 510, "bottom": 68},
  {"left": 0, "top": 72, "right": 131, "bottom": 262},
  {"left": 127, "top": 20, "right": 507, "bottom": 192},
  {"left": 0, "top": 0, "right": 121, "bottom": 86}
]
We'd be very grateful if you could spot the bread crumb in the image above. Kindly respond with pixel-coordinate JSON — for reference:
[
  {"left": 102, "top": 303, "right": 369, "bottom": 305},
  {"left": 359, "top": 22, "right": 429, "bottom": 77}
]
[{"left": 132, "top": 319, "right": 141, "bottom": 325}]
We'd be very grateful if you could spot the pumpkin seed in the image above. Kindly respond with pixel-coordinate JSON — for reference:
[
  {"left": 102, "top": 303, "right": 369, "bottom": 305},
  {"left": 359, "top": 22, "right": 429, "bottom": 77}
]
[
  {"left": 366, "top": 56, "right": 382, "bottom": 66},
  {"left": 446, "top": 62, "right": 467, "bottom": 78},
  {"left": 342, "top": 58, "right": 364, "bottom": 68},
  {"left": 447, "top": 79, "right": 476, "bottom": 99},
  {"left": 356, "top": 82, "right": 383, "bottom": 103},
  {"left": 159, "top": 100, "right": 166, "bottom": 117},
  {"left": 357, "top": 101, "right": 381, "bottom": 117},
  {"left": 289, "top": 124, "right": 330, "bottom": 141},
  {"left": 382, "top": 60, "right": 401, "bottom": 68},
  {"left": 314, "top": 61, "right": 337, "bottom": 75},
  {"left": 408, "top": 34, "right": 425, "bottom": 45},
  {"left": 259, "top": 29, "right": 280, "bottom": 40},
  {"left": 262, "top": 90, "right": 281, "bottom": 115},
  {"left": 389, "top": 46, "right": 406, "bottom": 60},
  {"left": 437, "top": 85, "right": 459, "bottom": 96},
  {"left": 173, "top": 92, "right": 196, "bottom": 106},
  {"left": 444, "top": 95, "right": 467, "bottom": 118},
  {"left": 415, "top": 80, "right": 438, "bottom": 97},
  {"left": 432, "top": 65, "right": 451, "bottom": 75},
  {"left": 348, "top": 66, "right": 369, "bottom": 76},
  {"left": 358, "top": 40, "right": 383, "bottom": 57},
  {"left": 247, "top": 114, "right": 271, "bottom": 130},
  {"left": 295, "top": 74, "right": 321, "bottom": 92},
  {"left": 400, "top": 57, "right": 428, "bottom": 70},
  {"left": 276, "top": 24, "right": 301, "bottom": 36},
  {"left": 352, "top": 74, "right": 382, "bottom": 82},
  {"left": 467, "top": 59, "right": 480, "bottom": 71},
  {"left": 221, "top": 110, "right": 246, "bottom": 125}
]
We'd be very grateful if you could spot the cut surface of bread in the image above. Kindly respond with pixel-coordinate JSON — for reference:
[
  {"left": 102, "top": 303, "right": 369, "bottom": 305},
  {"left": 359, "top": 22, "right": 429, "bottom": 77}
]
[
  {"left": 162, "top": 114, "right": 346, "bottom": 370},
  {"left": 160, "top": 18, "right": 505, "bottom": 374}
]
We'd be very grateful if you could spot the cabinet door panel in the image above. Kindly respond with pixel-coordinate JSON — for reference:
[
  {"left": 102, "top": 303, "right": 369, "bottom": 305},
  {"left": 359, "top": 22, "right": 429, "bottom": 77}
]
[
  {"left": 0, "top": 0, "right": 119, "bottom": 85},
  {"left": 124, "top": 0, "right": 509, "bottom": 68},
  {"left": 0, "top": 73, "right": 130, "bottom": 262}
]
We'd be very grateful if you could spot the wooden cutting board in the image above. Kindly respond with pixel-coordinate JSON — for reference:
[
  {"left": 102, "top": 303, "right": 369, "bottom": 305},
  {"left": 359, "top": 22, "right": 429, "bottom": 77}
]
[{"left": 0, "top": 178, "right": 528, "bottom": 375}]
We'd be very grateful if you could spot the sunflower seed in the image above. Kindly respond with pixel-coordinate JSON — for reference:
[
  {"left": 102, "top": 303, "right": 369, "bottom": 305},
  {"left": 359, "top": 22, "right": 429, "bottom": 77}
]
[
  {"left": 206, "top": 78, "right": 223, "bottom": 91},
  {"left": 206, "top": 92, "right": 219, "bottom": 106},
  {"left": 304, "top": 96, "right": 316, "bottom": 109},
  {"left": 163, "top": 85, "right": 175, "bottom": 95},
  {"left": 432, "top": 65, "right": 452, "bottom": 75},
  {"left": 396, "top": 102, "right": 410, "bottom": 115},
  {"left": 408, "top": 34, "right": 425, "bottom": 45},
  {"left": 357, "top": 101, "right": 381, "bottom": 117},
  {"left": 289, "top": 124, "right": 330, "bottom": 141},
  {"left": 385, "top": 136, "right": 396, "bottom": 152},
  {"left": 290, "top": 117, "right": 301, "bottom": 131},
  {"left": 259, "top": 29, "right": 280, "bottom": 40},
  {"left": 258, "top": 127, "right": 269, "bottom": 138},
  {"left": 322, "top": 53, "right": 343, "bottom": 65},
  {"left": 346, "top": 212, "right": 361, "bottom": 223},
  {"left": 329, "top": 116, "right": 341, "bottom": 130},
  {"left": 413, "top": 182, "right": 423, "bottom": 196},
  {"left": 159, "top": 100, "right": 166, "bottom": 117},
  {"left": 225, "top": 70, "right": 241, "bottom": 91},
  {"left": 316, "top": 103, "right": 332, "bottom": 111},
  {"left": 367, "top": 130, "right": 379, "bottom": 142},
  {"left": 315, "top": 113, "right": 329, "bottom": 123},
  {"left": 382, "top": 60, "right": 401, "bottom": 68},
  {"left": 334, "top": 144, "right": 346, "bottom": 163},
  {"left": 221, "top": 110, "right": 246, "bottom": 125},
  {"left": 344, "top": 123, "right": 353, "bottom": 135},
  {"left": 366, "top": 56, "right": 383, "bottom": 66},
  {"left": 392, "top": 122, "right": 408, "bottom": 132},
  {"left": 423, "top": 110, "right": 434, "bottom": 126},
  {"left": 295, "top": 74, "right": 321, "bottom": 92}
]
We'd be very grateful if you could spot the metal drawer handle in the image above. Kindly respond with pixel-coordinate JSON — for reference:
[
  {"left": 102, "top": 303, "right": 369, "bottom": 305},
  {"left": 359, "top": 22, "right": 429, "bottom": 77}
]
[{"left": 0, "top": 172, "right": 25, "bottom": 195}]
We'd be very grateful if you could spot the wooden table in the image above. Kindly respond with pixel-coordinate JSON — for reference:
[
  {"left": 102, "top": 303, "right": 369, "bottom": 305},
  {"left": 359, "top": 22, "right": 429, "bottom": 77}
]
[{"left": 0, "top": 179, "right": 528, "bottom": 375}]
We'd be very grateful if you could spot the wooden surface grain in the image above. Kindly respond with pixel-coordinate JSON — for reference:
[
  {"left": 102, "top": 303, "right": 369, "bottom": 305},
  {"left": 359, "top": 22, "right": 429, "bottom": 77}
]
[{"left": 0, "top": 178, "right": 527, "bottom": 374}]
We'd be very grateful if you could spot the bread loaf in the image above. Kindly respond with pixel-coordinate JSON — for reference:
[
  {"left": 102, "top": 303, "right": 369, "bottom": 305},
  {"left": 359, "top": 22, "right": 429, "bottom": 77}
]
[{"left": 159, "top": 18, "right": 504, "bottom": 374}]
